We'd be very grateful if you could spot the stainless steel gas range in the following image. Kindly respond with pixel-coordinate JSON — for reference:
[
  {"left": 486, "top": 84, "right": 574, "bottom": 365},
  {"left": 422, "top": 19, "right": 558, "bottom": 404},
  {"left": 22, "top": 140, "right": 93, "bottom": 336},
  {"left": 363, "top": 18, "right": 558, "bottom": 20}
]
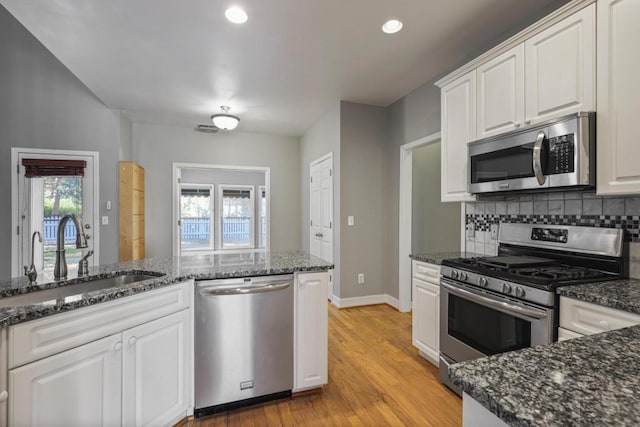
[{"left": 438, "top": 223, "right": 625, "bottom": 394}]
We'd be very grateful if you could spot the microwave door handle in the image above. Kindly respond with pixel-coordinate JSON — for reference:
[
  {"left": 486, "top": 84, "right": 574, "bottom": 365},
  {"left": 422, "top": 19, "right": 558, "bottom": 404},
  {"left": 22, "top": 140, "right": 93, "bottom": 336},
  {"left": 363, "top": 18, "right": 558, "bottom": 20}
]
[
  {"left": 441, "top": 281, "right": 548, "bottom": 320},
  {"left": 533, "top": 131, "right": 547, "bottom": 186}
]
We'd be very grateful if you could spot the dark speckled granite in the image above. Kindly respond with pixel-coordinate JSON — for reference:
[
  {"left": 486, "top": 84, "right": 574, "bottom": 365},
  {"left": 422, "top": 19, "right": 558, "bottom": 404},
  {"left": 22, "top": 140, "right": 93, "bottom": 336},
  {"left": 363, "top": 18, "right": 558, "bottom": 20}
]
[
  {"left": 558, "top": 279, "right": 640, "bottom": 315},
  {"left": 0, "top": 251, "right": 332, "bottom": 327},
  {"left": 450, "top": 326, "right": 640, "bottom": 426},
  {"left": 409, "top": 252, "right": 482, "bottom": 265}
]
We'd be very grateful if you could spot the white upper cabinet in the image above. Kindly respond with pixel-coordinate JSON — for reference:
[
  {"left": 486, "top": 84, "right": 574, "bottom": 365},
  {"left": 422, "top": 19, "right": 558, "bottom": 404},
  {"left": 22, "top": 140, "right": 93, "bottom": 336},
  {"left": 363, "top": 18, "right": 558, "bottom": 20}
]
[
  {"left": 477, "top": 44, "right": 525, "bottom": 138},
  {"left": 525, "top": 4, "right": 595, "bottom": 124},
  {"left": 596, "top": 0, "right": 640, "bottom": 195},
  {"left": 441, "top": 70, "right": 477, "bottom": 202}
]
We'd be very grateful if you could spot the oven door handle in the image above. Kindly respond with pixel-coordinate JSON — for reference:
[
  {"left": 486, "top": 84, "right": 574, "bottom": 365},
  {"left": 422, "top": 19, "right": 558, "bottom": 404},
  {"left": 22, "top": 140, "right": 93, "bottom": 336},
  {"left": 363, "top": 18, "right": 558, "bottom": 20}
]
[
  {"left": 533, "top": 131, "right": 547, "bottom": 186},
  {"left": 441, "top": 281, "right": 548, "bottom": 320}
]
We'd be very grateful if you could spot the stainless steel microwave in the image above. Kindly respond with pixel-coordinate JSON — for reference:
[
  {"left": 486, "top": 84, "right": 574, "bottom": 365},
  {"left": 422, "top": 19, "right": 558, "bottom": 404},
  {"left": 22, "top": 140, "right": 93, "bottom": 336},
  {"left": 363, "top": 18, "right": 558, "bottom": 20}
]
[{"left": 468, "top": 112, "right": 595, "bottom": 194}]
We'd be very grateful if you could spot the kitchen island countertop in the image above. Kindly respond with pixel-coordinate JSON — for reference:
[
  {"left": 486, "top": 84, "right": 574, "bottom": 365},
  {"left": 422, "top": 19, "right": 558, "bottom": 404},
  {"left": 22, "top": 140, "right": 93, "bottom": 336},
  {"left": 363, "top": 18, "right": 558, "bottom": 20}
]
[
  {"left": 450, "top": 324, "right": 640, "bottom": 426},
  {"left": 0, "top": 251, "right": 333, "bottom": 328}
]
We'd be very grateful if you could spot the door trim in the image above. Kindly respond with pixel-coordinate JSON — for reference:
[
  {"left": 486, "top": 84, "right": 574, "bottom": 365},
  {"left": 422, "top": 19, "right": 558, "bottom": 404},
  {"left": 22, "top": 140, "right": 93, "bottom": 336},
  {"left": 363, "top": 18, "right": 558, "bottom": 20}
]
[
  {"left": 11, "top": 147, "right": 100, "bottom": 277},
  {"left": 398, "top": 133, "right": 442, "bottom": 313}
]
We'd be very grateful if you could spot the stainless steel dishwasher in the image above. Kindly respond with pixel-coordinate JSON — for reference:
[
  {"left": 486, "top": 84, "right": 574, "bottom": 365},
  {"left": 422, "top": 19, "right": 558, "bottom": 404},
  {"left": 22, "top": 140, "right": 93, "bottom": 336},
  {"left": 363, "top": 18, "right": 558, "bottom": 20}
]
[{"left": 194, "top": 274, "right": 294, "bottom": 418}]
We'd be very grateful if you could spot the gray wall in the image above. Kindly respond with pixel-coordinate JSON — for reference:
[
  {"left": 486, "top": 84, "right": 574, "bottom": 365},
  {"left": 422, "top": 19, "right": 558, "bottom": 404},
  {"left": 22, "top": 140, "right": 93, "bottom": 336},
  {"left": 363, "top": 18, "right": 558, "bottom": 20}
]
[
  {"left": 0, "top": 5, "right": 124, "bottom": 276},
  {"left": 412, "top": 142, "right": 461, "bottom": 254},
  {"left": 340, "top": 102, "right": 388, "bottom": 299},
  {"left": 300, "top": 103, "right": 341, "bottom": 294},
  {"left": 181, "top": 169, "right": 265, "bottom": 186},
  {"left": 132, "top": 123, "right": 301, "bottom": 257},
  {"left": 385, "top": 81, "right": 445, "bottom": 298}
]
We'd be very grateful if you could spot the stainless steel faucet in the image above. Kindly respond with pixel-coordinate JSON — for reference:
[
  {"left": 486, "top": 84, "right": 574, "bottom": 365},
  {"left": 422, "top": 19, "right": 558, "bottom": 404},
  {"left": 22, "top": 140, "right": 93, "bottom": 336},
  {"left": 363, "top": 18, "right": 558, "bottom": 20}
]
[
  {"left": 54, "top": 214, "right": 89, "bottom": 280},
  {"left": 24, "top": 231, "right": 42, "bottom": 284}
]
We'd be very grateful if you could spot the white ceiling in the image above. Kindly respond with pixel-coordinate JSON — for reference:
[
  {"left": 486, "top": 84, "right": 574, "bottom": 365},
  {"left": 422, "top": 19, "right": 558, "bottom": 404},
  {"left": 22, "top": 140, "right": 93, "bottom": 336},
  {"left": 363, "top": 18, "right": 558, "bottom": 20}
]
[{"left": 1, "top": 0, "right": 567, "bottom": 136}]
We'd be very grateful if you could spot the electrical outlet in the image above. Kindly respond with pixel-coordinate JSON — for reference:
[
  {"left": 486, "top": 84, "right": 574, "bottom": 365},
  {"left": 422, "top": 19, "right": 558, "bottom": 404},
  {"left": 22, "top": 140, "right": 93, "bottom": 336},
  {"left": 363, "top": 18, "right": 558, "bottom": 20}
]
[
  {"left": 466, "top": 223, "right": 475, "bottom": 239},
  {"left": 348, "top": 216, "right": 355, "bottom": 226},
  {"left": 101, "top": 216, "right": 109, "bottom": 225},
  {"left": 357, "top": 273, "right": 364, "bottom": 284},
  {"left": 490, "top": 223, "right": 499, "bottom": 240}
]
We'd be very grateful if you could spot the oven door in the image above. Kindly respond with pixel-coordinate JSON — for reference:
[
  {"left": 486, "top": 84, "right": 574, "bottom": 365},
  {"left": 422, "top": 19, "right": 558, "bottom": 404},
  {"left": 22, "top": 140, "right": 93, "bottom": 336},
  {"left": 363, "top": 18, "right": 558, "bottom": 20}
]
[
  {"left": 439, "top": 279, "right": 554, "bottom": 364},
  {"left": 468, "top": 125, "right": 551, "bottom": 194}
]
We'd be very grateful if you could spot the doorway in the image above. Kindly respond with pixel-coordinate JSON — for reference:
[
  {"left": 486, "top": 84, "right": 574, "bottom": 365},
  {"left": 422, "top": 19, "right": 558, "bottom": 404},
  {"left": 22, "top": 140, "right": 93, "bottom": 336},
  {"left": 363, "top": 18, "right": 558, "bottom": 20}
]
[
  {"left": 11, "top": 148, "right": 100, "bottom": 278},
  {"left": 309, "top": 153, "right": 334, "bottom": 299}
]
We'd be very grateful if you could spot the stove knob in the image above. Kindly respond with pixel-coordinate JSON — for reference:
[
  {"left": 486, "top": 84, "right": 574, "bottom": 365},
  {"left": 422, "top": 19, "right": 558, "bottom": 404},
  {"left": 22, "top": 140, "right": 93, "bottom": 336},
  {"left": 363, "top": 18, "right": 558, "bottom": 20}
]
[
  {"left": 478, "top": 277, "right": 488, "bottom": 287},
  {"left": 502, "top": 283, "right": 512, "bottom": 294},
  {"left": 450, "top": 270, "right": 459, "bottom": 279},
  {"left": 459, "top": 272, "right": 468, "bottom": 281},
  {"left": 515, "top": 287, "right": 526, "bottom": 298}
]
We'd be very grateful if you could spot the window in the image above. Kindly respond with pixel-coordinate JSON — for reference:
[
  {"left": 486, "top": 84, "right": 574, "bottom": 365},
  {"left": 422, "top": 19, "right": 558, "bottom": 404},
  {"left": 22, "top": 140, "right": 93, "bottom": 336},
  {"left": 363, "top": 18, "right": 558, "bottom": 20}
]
[
  {"left": 180, "top": 185, "right": 214, "bottom": 251},
  {"left": 218, "top": 185, "right": 254, "bottom": 249},
  {"left": 258, "top": 186, "right": 267, "bottom": 248}
]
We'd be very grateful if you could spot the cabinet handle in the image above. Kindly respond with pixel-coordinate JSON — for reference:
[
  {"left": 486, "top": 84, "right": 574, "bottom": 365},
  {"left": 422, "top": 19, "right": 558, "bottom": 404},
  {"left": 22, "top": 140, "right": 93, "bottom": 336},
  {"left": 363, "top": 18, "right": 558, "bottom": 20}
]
[
  {"left": 525, "top": 119, "right": 532, "bottom": 125},
  {"left": 114, "top": 342, "right": 123, "bottom": 352},
  {"left": 129, "top": 336, "right": 137, "bottom": 346},
  {"left": 0, "top": 391, "right": 8, "bottom": 402},
  {"left": 514, "top": 122, "right": 521, "bottom": 128},
  {"left": 598, "top": 320, "right": 611, "bottom": 330}
]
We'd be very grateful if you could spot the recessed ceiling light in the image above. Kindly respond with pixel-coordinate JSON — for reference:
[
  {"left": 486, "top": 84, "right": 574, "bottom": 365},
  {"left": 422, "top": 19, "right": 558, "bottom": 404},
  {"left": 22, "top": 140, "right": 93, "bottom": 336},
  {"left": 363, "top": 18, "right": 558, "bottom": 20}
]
[
  {"left": 225, "top": 6, "right": 248, "bottom": 24},
  {"left": 382, "top": 19, "right": 403, "bottom": 34}
]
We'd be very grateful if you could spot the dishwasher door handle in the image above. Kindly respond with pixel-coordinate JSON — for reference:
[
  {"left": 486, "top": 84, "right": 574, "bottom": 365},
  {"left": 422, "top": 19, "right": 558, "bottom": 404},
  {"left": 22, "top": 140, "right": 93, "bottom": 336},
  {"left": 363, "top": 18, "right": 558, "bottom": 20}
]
[{"left": 199, "top": 281, "right": 291, "bottom": 296}]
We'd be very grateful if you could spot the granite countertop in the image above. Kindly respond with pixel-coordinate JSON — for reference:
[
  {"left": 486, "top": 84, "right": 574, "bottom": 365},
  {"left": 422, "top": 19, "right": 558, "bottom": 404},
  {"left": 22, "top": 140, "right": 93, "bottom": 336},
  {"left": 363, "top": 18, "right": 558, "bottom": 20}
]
[
  {"left": 0, "top": 251, "right": 333, "bottom": 328},
  {"left": 450, "top": 325, "right": 640, "bottom": 426},
  {"left": 409, "top": 251, "right": 482, "bottom": 265},
  {"left": 557, "top": 278, "right": 640, "bottom": 315}
]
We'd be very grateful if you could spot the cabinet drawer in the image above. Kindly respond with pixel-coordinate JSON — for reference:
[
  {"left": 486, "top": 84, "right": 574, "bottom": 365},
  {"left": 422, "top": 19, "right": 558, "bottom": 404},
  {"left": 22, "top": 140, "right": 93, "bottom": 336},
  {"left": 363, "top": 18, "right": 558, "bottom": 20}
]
[
  {"left": 8, "top": 281, "right": 191, "bottom": 369},
  {"left": 412, "top": 261, "right": 440, "bottom": 284},
  {"left": 559, "top": 296, "right": 640, "bottom": 336}
]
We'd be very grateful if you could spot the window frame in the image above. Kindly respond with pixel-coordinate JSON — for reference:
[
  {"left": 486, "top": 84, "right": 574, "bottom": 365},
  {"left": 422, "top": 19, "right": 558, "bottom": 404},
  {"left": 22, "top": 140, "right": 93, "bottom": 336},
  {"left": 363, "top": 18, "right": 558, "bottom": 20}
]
[
  {"left": 179, "top": 183, "right": 215, "bottom": 252},
  {"left": 217, "top": 184, "right": 255, "bottom": 250}
]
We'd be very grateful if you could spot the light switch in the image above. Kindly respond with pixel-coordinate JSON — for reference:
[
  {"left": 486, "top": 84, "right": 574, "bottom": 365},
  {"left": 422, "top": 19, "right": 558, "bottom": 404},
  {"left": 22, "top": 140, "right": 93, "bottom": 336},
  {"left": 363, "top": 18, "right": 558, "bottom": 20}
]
[
  {"left": 101, "top": 216, "right": 109, "bottom": 225},
  {"left": 348, "top": 216, "right": 355, "bottom": 226}
]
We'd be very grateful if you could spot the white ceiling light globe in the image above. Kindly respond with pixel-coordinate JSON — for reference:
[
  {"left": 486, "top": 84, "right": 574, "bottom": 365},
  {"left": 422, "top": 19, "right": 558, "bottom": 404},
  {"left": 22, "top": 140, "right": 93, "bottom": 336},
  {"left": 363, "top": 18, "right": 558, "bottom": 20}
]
[
  {"left": 382, "top": 19, "right": 403, "bottom": 34},
  {"left": 225, "top": 7, "right": 248, "bottom": 24}
]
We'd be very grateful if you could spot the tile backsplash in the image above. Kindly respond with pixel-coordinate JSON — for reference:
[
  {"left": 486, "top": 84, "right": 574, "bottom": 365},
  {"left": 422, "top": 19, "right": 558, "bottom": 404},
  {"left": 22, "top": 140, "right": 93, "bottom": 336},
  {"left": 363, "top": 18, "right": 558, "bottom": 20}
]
[{"left": 465, "top": 191, "right": 640, "bottom": 278}]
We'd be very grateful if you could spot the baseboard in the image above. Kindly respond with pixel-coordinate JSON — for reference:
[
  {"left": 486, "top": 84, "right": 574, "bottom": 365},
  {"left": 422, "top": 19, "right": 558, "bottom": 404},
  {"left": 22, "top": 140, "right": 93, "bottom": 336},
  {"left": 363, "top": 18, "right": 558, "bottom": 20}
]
[{"left": 332, "top": 294, "right": 400, "bottom": 310}]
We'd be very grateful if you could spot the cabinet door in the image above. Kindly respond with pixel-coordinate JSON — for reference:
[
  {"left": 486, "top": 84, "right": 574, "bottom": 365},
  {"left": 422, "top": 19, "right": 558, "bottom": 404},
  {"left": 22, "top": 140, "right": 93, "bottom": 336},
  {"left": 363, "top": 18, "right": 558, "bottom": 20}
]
[
  {"left": 122, "top": 309, "right": 190, "bottom": 427},
  {"left": 9, "top": 334, "right": 122, "bottom": 427},
  {"left": 477, "top": 44, "right": 525, "bottom": 138},
  {"left": 294, "top": 272, "right": 328, "bottom": 392},
  {"left": 597, "top": 0, "right": 640, "bottom": 195},
  {"left": 525, "top": 4, "right": 595, "bottom": 124},
  {"left": 412, "top": 279, "right": 439, "bottom": 365},
  {"left": 441, "top": 70, "right": 477, "bottom": 202}
]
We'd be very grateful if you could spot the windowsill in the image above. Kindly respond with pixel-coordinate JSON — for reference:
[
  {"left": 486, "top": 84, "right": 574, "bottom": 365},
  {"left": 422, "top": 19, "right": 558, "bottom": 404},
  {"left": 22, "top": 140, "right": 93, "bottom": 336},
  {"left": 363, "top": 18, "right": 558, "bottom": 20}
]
[{"left": 182, "top": 248, "right": 267, "bottom": 255}]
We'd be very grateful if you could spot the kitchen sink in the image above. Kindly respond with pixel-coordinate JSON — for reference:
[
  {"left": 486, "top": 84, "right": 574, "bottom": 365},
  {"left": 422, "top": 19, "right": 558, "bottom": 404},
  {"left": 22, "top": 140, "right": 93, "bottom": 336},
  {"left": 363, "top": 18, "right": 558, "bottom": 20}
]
[{"left": 0, "top": 273, "right": 164, "bottom": 308}]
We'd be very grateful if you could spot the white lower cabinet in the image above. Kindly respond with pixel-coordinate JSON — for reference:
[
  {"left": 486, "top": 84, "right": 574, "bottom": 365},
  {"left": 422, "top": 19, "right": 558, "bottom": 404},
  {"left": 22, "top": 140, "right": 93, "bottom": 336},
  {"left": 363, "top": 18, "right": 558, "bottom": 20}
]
[
  {"left": 294, "top": 272, "right": 328, "bottom": 392},
  {"left": 559, "top": 296, "right": 640, "bottom": 341},
  {"left": 7, "top": 282, "right": 192, "bottom": 427},
  {"left": 122, "top": 309, "right": 190, "bottom": 427},
  {"left": 411, "top": 261, "right": 441, "bottom": 365},
  {"left": 412, "top": 278, "right": 440, "bottom": 364},
  {"left": 9, "top": 334, "right": 123, "bottom": 427}
]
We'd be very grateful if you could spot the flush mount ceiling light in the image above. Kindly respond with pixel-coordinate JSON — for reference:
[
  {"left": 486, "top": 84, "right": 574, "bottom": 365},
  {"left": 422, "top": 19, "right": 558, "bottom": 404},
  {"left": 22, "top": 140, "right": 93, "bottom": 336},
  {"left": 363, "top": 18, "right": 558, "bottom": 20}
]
[
  {"left": 382, "top": 19, "right": 403, "bottom": 34},
  {"left": 225, "top": 6, "right": 248, "bottom": 24},
  {"left": 211, "top": 106, "right": 240, "bottom": 130}
]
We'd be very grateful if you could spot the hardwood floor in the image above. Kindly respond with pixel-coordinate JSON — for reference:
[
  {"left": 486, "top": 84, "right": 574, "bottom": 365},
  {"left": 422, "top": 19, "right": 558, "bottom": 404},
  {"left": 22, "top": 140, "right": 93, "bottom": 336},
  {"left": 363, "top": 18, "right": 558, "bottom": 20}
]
[{"left": 186, "top": 303, "right": 462, "bottom": 426}]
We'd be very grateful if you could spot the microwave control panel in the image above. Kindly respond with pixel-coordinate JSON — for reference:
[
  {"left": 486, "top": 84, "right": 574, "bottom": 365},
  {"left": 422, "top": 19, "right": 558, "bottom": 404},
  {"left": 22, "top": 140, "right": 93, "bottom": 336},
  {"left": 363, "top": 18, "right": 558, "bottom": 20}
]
[{"left": 547, "top": 134, "right": 575, "bottom": 175}]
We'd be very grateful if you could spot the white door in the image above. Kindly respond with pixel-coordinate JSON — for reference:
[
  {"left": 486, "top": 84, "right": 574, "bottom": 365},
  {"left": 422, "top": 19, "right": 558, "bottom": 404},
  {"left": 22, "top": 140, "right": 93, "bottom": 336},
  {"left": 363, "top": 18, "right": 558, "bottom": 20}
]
[
  {"left": 122, "top": 309, "right": 190, "bottom": 427},
  {"left": 596, "top": 0, "right": 640, "bottom": 195},
  {"left": 525, "top": 4, "right": 595, "bottom": 124},
  {"left": 12, "top": 149, "right": 99, "bottom": 278},
  {"left": 477, "top": 44, "right": 525, "bottom": 138},
  {"left": 294, "top": 272, "right": 328, "bottom": 392},
  {"left": 441, "top": 70, "right": 477, "bottom": 202},
  {"left": 309, "top": 155, "right": 333, "bottom": 297},
  {"left": 9, "top": 334, "right": 122, "bottom": 427},
  {"left": 412, "top": 278, "right": 440, "bottom": 364}
]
